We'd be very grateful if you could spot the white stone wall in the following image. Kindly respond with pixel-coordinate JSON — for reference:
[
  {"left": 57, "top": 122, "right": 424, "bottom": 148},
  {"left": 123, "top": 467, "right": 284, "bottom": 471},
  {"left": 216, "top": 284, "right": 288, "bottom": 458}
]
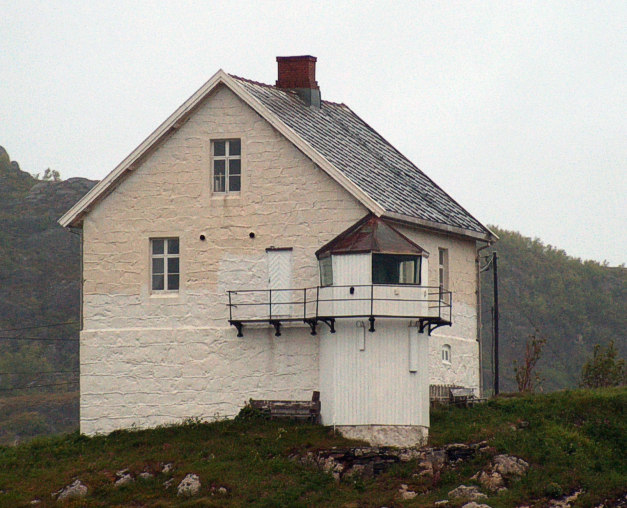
[
  {"left": 80, "top": 84, "right": 367, "bottom": 435},
  {"left": 396, "top": 225, "right": 480, "bottom": 392}
]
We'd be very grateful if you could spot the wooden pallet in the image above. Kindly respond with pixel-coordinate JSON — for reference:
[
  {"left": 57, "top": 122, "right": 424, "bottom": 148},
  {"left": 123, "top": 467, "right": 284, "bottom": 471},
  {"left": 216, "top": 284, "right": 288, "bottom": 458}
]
[{"left": 250, "top": 391, "right": 321, "bottom": 423}]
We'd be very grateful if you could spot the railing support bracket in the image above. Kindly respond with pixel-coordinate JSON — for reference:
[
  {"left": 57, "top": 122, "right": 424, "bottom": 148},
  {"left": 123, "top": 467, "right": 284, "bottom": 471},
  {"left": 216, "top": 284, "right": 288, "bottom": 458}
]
[
  {"left": 319, "top": 318, "right": 335, "bottom": 333},
  {"left": 270, "top": 320, "right": 282, "bottom": 337},
  {"left": 230, "top": 320, "right": 244, "bottom": 338},
  {"left": 368, "top": 316, "right": 376, "bottom": 333},
  {"left": 305, "top": 318, "right": 318, "bottom": 335}
]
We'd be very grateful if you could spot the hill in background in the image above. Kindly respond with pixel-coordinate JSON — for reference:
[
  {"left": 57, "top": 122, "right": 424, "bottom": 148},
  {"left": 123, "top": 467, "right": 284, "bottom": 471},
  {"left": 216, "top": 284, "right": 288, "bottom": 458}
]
[
  {"left": 0, "top": 146, "right": 96, "bottom": 443},
  {"left": 480, "top": 226, "right": 626, "bottom": 393}
]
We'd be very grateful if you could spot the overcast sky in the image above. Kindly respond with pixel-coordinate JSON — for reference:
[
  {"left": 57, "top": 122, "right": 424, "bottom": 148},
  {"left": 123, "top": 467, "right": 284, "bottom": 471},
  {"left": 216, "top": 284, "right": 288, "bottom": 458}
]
[{"left": 2, "top": 1, "right": 625, "bottom": 265}]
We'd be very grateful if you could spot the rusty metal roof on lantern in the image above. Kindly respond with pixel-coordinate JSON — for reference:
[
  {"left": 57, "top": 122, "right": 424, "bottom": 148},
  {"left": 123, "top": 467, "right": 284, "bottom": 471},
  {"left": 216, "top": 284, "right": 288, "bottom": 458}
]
[
  {"left": 316, "top": 215, "right": 427, "bottom": 258},
  {"left": 232, "top": 75, "right": 492, "bottom": 237}
]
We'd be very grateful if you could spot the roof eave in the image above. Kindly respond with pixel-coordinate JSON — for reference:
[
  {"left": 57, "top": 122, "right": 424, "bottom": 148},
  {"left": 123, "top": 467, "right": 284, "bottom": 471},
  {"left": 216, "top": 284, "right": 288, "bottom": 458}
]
[
  {"left": 382, "top": 211, "right": 498, "bottom": 243},
  {"left": 60, "top": 70, "right": 388, "bottom": 228}
]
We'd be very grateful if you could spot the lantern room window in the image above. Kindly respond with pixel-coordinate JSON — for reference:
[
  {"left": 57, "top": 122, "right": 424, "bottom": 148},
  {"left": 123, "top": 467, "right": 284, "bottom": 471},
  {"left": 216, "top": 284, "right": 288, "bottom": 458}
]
[{"left": 372, "top": 254, "right": 421, "bottom": 285}]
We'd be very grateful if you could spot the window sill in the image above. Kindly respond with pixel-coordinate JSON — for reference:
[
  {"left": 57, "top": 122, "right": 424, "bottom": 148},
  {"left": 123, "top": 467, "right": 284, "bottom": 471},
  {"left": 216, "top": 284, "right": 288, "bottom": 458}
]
[{"left": 149, "top": 292, "right": 180, "bottom": 299}]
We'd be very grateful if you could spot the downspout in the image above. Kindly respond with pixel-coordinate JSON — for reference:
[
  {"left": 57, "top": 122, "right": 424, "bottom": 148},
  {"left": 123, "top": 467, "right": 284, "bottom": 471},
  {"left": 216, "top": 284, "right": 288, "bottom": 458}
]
[{"left": 476, "top": 240, "right": 493, "bottom": 398}]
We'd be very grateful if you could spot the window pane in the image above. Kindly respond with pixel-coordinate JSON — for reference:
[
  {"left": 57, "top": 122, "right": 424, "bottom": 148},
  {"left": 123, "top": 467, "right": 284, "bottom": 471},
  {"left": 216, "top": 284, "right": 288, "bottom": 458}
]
[
  {"left": 152, "top": 257, "right": 164, "bottom": 274},
  {"left": 168, "top": 257, "right": 179, "bottom": 274},
  {"left": 399, "top": 259, "right": 416, "bottom": 284},
  {"left": 229, "top": 174, "right": 241, "bottom": 192},
  {"left": 320, "top": 257, "right": 333, "bottom": 286},
  {"left": 229, "top": 158, "right": 241, "bottom": 175},
  {"left": 152, "top": 239, "right": 164, "bottom": 255},
  {"left": 373, "top": 254, "right": 420, "bottom": 284},
  {"left": 229, "top": 139, "right": 241, "bottom": 156},
  {"left": 167, "top": 238, "right": 179, "bottom": 255},
  {"left": 168, "top": 274, "right": 179, "bottom": 290},
  {"left": 152, "top": 274, "right": 164, "bottom": 291},
  {"left": 213, "top": 140, "right": 226, "bottom": 156},
  {"left": 214, "top": 172, "right": 225, "bottom": 192}
]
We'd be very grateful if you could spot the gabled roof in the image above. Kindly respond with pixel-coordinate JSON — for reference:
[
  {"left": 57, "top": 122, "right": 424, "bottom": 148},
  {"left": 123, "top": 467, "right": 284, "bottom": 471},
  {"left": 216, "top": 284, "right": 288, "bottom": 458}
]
[
  {"left": 59, "top": 70, "right": 496, "bottom": 242},
  {"left": 316, "top": 215, "right": 428, "bottom": 258}
]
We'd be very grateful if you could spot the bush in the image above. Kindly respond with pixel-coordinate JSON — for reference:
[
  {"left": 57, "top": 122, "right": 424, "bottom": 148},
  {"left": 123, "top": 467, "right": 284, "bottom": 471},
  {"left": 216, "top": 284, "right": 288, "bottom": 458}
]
[{"left": 581, "top": 341, "right": 626, "bottom": 388}]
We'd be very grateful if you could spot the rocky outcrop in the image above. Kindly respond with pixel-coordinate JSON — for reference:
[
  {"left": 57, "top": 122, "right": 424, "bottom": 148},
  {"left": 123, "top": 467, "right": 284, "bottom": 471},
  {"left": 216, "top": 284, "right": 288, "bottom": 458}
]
[
  {"left": 53, "top": 479, "right": 88, "bottom": 501},
  {"left": 177, "top": 473, "right": 201, "bottom": 496}
]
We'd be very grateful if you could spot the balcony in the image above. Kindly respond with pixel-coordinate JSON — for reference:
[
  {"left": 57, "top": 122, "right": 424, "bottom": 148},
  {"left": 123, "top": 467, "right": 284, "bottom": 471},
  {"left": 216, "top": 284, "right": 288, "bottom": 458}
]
[{"left": 227, "top": 284, "right": 452, "bottom": 337}]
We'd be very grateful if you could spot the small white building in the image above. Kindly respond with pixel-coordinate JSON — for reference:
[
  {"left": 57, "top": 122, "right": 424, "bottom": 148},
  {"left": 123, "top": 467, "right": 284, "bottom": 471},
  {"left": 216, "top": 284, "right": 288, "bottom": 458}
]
[{"left": 60, "top": 56, "right": 496, "bottom": 446}]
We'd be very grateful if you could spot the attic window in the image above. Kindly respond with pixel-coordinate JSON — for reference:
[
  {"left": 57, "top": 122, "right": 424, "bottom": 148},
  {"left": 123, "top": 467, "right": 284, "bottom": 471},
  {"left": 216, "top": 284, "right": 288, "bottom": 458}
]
[
  {"left": 372, "top": 254, "right": 421, "bottom": 285},
  {"left": 212, "top": 139, "right": 241, "bottom": 193}
]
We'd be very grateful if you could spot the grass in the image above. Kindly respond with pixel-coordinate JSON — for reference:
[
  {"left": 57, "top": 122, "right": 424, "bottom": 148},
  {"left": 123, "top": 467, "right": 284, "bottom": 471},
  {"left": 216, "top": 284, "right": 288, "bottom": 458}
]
[{"left": 0, "top": 388, "right": 625, "bottom": 507}]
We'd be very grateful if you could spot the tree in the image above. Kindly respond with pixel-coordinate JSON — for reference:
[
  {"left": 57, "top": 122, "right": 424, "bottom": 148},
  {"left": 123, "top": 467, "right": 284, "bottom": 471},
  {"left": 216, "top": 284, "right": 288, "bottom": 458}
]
[
  {"left": 580, "top": 341, "right": 626, "bottom": 388},
  {"left": 41, "top": 168, "right": 61, "bottom": 181},
  {"left": 513, "top": 333, "right": 546, "bottom": 392}
]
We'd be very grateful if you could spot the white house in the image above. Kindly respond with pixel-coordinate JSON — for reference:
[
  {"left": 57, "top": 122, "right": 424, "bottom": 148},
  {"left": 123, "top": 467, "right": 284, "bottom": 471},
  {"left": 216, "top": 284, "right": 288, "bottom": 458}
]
[{"left": 60, "top": 56, "right": 496, "bottom": 446}]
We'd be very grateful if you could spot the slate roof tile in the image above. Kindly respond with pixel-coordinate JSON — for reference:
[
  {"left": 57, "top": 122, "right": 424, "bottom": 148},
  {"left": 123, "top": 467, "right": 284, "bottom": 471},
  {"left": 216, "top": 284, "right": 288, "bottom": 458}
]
[{"left": 232, "top": 75, "right": 489, "bottom": 235}]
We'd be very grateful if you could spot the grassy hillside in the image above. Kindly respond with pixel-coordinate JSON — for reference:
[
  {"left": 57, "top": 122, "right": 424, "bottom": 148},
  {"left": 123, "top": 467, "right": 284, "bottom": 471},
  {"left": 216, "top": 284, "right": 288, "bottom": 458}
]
[
  {"left": 0, "top": 388, "right": 624, "bottom": 507},
  {"left": 480, "top": 227, "right": 626, "bottom": 393}
]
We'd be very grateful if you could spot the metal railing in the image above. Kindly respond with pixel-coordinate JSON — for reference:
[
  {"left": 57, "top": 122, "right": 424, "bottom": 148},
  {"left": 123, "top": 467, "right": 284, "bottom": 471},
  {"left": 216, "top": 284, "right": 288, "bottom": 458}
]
[{"left": 227, "top": 284, "right": 452, "bottom": 325}]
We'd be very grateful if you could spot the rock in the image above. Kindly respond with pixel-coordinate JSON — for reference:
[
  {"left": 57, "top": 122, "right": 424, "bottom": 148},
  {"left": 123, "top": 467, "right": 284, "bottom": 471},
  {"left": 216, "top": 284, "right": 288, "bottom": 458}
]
[
  {"left": 163, "top": 478, "right": 174, "bottom": 489},
  {"left": 399, "top": 484, "right": 418, "bottom": 500},
  {"left": 139, "top": 472, "right": 154, "bottom": 480},
  {"left": 446, "top": 443, "right": 476, "bottom": 461},
  {"left": 550, "top": 489, "right": 584, "bottom": 507},
  {"left": 417, "top": 460, "right": 434, "bottom": 477},
  {"left": 55, "top": 480, "right": 88, "bottom": 501},
  {"left": 462, "top": 503, "right": 492, "bottom": 508},
  {"left": 217, "top": 487, "right": 228, "bottom": 495},
  {"left": 434, "top": 501, "right": 449, "bottom": 506},
  {"left": 115, "top": 473, "right": 134, "bottom": 486},
  {"left": 162, "top": 463, "right": 174, "bottom": 474},
  {"left": 426, "top": 449, "right": 447, "bottom": 469},
  {"left": 478, "top": 471, "right": 505, "bottom": 491},
  {"left": 177, "top": 473, "right": 201, "bottom": 496},
  {"left": 493, "top": 455, "right": 529, "bottom": 476},
  {"left": 448, "top": 485, "right": 488, "bottom": 501},
  {"left": 29, "top": 500, "right": 41, "bottom": 505},
  {"left": 398, "top": 448, "right": 422, "bottom": 462}
]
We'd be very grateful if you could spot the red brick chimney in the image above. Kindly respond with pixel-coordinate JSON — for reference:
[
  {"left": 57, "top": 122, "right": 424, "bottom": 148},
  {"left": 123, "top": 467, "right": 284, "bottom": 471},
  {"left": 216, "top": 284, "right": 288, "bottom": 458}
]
[{"left": 276, "top": 55, "right": 321, "bottom": 108}]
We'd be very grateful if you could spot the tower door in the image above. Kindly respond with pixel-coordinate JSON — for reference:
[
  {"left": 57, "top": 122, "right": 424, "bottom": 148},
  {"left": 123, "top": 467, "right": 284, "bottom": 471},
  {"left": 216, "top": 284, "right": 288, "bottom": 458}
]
[{"left": 267, "top": 248, "right": 293, "bottom": 318}]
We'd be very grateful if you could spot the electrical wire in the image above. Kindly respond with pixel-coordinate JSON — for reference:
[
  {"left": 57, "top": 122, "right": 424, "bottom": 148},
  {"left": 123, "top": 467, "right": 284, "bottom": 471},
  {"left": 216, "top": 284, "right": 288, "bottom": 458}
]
[
  {"left": 0, "top": 322, "right": 78, "bottom": 333},
  {"left": 0, "top": 381, "right": 79, "bottom": 392},
  {"left": 0, "top": 336, "right": 79, "bottom": 342},
  {"left": 0, "top": 370, "right": 78, "bottom": 376}
]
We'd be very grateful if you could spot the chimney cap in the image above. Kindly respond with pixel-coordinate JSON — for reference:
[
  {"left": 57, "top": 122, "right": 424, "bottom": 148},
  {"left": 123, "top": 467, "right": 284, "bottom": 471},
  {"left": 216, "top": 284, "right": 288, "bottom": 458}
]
[{"left": 276, "top": 55, "right": 317, "bottom": 62}]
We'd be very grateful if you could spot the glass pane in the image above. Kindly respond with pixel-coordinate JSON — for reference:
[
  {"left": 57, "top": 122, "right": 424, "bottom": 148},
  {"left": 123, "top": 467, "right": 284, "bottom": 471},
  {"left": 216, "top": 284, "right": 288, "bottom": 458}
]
[
  {"left": 213, "top": 140, "right": 226, "bottom": 156},
  {"left": 152, "top": 257, "right": 164, "bottom": 274},
  {"left": 229, "top": 139, "right": 241, "bottom": 156},
  {"left": 168, "top": 257, "right": 179, "bottom": 274},
  {"left": 320, "top": 257, "right": 333, "bottom": 286},
  {"left": 229, "top": 158, "right": 241, "bottom": 174},
  {"left": 399, "top": 259, "right": 416, "bottom": 284},
  {"left": 152, "top": 274, "right": 164, "bottom": 291},
  {"left": 214, "top": 160, "right": 225, "bottom": 192},
  {"left": 168, "top": 274, "right": 179, "bottom": 290},
  {"left": 229, "top": 174, "right": 241, "bottom": 192},
  {"left": 152, "top": 239, "right": 164, "bottom": 255},
  {"left": 167, "top": 238, "right": 179, "bottom": 254},
  {"left": 214, "top": 172, "right": 225, "bottom": 192}
]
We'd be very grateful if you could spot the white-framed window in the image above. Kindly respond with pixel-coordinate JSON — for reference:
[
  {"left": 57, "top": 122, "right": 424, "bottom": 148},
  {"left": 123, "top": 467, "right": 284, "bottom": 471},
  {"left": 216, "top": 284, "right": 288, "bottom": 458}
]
[
  {"left": 212, "top": 139, "right": 241, "bottom": 193},
  {"left": 151, "top": 238, "right": 179, "bottom": 291},
  {"left": 442, "top": 344, "right": 451, "bottom": 364},
  {"left": 438, "top": 248, "right": 449, "bottom": 290}
]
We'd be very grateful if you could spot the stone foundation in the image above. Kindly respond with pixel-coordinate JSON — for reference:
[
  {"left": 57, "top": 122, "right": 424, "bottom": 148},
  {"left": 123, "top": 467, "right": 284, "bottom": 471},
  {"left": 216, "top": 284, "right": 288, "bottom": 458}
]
[{"left": 336, "top": 425, "right": 428, "bottom": 447}]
